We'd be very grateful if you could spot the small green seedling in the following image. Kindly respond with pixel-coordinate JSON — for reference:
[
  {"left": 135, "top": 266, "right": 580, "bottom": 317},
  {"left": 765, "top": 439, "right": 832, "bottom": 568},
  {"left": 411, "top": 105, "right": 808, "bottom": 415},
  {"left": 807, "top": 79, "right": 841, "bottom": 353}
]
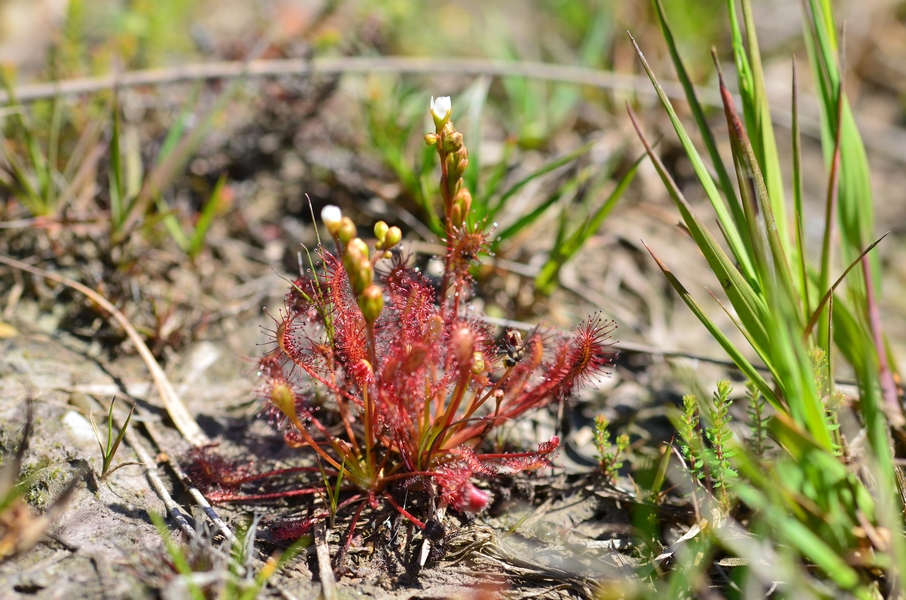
[
  {"left": 317, "top": 456, "right": 346, "bottom": 529},
  {"left": 592, "top": 415, "right": 629, "bottom": 484},
  {"left": 88, "top": 396, "right": 139, "bottom": 482}
]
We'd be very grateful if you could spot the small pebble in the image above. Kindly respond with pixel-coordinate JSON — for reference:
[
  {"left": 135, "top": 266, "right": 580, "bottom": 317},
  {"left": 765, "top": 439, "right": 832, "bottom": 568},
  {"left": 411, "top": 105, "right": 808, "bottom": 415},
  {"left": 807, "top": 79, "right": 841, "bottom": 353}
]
[{"left": 62, "top": 410, "right": 96, "bottom": 443}]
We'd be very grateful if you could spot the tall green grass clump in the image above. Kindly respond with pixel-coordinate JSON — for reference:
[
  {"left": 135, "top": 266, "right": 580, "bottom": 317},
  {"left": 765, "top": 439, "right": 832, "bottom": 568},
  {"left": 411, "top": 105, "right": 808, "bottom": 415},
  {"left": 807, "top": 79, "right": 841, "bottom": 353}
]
[{"left": 627, "top": 0, "right": 905, "bottom": 596}]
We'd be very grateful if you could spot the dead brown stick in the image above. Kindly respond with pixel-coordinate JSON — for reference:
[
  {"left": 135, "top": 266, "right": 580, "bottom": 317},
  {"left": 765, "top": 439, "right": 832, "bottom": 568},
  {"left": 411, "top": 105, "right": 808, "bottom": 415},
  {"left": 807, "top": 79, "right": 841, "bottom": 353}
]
[
  {"left": 0, "top": 253, "right": 209, "bottom": 446},
  {"left": 313, "top": 521, "right": 337, "bottom": 600},
  {"left": 0, "top": 56, "right": 695, "bottom": 105}
]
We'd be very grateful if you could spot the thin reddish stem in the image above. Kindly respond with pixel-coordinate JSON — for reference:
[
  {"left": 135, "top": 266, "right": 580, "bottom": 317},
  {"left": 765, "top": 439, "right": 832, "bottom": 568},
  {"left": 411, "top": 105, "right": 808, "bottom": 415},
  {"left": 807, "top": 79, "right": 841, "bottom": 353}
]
[
  {"left": 383, "top": 492, "right": 425, "bottom": 529},
  {"left": 234, "top": 466, "right": 337, "bottom": 484},
  {"left": 212, "top": 485, "right": 356, "bottom": 503},
  {"left": 289, "top": 414, "right": 344, "bottom": 471}
]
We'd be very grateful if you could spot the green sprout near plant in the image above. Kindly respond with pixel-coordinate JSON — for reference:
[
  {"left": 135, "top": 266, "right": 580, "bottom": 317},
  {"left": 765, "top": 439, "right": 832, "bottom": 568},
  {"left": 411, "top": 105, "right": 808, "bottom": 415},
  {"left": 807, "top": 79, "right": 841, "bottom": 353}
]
[
  {"left": 317, "top": 456, "right": 346, "bottom": 530},
  {"left": 87, "top": 396, "right": 139, "bottom": 483},
  {"left": 673, "top": 385, "right": 740, "bottom": 516},
  {"left": 592, "top": 415, "right": 629, "bottom": 483},
  {"left": 676, "top": 393, "right": 705, "bottom": 491},
  {"left": 743, "top": 381, "right": 769, "bottom": 461},
  {"left": 703, "top": 379, "right": 737, "bottom": 511}
]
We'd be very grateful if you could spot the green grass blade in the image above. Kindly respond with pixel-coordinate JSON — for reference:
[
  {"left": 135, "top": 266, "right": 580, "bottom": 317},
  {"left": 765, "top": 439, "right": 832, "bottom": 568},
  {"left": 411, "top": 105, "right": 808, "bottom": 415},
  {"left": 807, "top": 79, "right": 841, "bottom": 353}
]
[
  {"left": 651, "top": 0, "right": 742, "bottom": 230},
  {"left": 0, "top": 74, "right": 51, "bottom": 215},
  {"left": 629, "top": 33, "right": 755, "bottom": 282},
  {"left": 109, "top": 97, "right": 126, "bottom": 230},
  {"left": 534, "top": 151, "right": 641, "bottom": 295},
  {"left": 477, "top": 141, "right": 514, "bottom": 211},
  {"left": 738, "top": 0, "right": 789, "bottom": 248},
  {"left": 803, "top": 233, "right": 888, "bottom": 341},
  {"left": 462, "top": 76, "right": 491, "bottom": 199},
  {"left": 103, "top": 400, "right": 134, "bottom": 476},
  {"left": 155, "top": 85, "right": 201, "bottom": 166},
  {"left": 46, "top": 94, "right": 63, "bottom": 211},
  {"left": 791, "top": 60, "right": 811, "bottom": 327},
  {"left": 715, "top": 63, "right": 799, "bottom": 326},
  {"left": 628, "top": 104, "right": 770, "bottom": 353},
  {"left": 104, "top": 398, "right": 115, "bottom": 456},
  {"left": 156, "top": 196, "right": 190, "bottom": 252},
  {"left": 493, "top": 190, "right": 562, "bottom": 250},
  {"left": 732, "top": 483, "right": 863, "bottom": 593},
  {"left": 148, "top": 511, "right": 206, "bottom": 600},
  {"left": 644, "top": 242, "right": 780, "bottom": 410},
  {"left": 816, "top": 73, "right": 845, "bottom": 353},
  {"left": 488, "top": 141, "right": 593, "bottom": 221},
  {"left": 121, "top": 71, "right": 242, "bottom": 242},
  {"left": 188, "top": 174, "right": 227, "bottom": 259},
  {"left": 803, "top": 0, "right": 876, "bottom": 287},
  {"left": 0, "top": 141, "right": 42, "bottom": 213}
]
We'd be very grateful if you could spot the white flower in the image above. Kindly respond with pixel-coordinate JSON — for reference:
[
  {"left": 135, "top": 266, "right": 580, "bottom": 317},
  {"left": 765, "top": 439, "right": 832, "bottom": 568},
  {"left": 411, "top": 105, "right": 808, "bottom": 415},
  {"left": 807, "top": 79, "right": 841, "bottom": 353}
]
[
  {"left": 430, "top": 95, "right": 451, "bottom": 121},
  {"left": 321, "top": 205, "right": 342, "bottom": 227}
]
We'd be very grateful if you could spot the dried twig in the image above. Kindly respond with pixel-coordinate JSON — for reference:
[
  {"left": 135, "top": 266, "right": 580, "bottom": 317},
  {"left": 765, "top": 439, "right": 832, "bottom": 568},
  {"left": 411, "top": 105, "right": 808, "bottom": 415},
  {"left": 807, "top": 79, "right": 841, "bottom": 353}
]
[
  {"left": 121, "top": 423, "right": 195, "bottom": 538},
  {"left": 313, "top": 521, "right": 337, "bottom": 600},
  {"left": 140, "top": 418, "right": 235, "bottom": 543},
  {"left": 0, "top": 56, "right": 692, "bottom": 105},
  {"left": 0, "top": 253, "right": 209, "bottom": 446}
]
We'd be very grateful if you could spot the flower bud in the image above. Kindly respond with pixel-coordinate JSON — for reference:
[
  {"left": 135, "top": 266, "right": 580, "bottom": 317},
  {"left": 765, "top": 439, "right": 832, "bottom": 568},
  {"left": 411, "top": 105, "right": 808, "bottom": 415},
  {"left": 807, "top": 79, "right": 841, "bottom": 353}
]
[
  {"left": 384, "top": 226, "right": 402, "bottom": 249},
  {"left": 450, "top": 204, "right": 462, "bottom": 230},
  {"left": 338, "top": 217, "right": 357, "bottom": 244},
  {"left": 374, "top": 221, "right": 389, "bottom": 244},
  {"left": 270, "top": 380, "right": 297, "bottom": 421},
  {"left": 347, "top": 237, "right": 369, "bottom": 260},
  {"left": 354, "top": 260, "right": 373, "bottom": 294},
  {"left": 441, "top": 131, "right": 464, "bottom": 154},
  {"left": 453, "top": 481, "right": 489, "bottom": 513},
  {"left": 451, "top": 156, "right": 468, "bottom": 182},
  {"left": 424, "top": 133, "right": 438, "bottom": 145},
  {"left": 471, "top": 352, "right": 485, "bottom": 375},
  {"left": 455, "top": 187, "right": 472, "bottom": 216},
  {"left": 358, "top": 284, "right": 384, "bottom": 323},
  {"left": 451, "top": 326, "right": 474, "bottom": 369},
  {"left": 430, "top": 95, "right": 451, "bottom": 128},
  {"left": 321, "top": 205, "right": 342, "bottom": 236}
]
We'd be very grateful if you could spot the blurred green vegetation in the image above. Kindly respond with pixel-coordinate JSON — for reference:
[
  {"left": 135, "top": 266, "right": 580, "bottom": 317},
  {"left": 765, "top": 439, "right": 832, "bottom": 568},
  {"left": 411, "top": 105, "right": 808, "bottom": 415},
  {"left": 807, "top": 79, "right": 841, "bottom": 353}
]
[{"left": 42, "top": 0, "right": 728, "bottom": 79}]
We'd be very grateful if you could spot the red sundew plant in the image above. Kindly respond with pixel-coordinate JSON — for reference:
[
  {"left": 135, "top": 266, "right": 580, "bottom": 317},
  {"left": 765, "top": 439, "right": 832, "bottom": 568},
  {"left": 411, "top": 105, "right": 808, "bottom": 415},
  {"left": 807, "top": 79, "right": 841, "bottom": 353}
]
[{"left": 200, "top": 96, "right": 618, "bottom": 532}]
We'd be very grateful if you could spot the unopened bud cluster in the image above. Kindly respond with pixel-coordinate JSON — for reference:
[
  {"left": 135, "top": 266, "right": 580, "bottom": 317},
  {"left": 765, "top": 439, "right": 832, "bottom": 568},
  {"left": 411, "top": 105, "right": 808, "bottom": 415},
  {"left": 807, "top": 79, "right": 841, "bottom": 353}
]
[
  {"left": 321, "top": 206, "right": 402, "bottom": 324},
  {"left": 425, "top": 96, "right": 472, "bottom": 230}
]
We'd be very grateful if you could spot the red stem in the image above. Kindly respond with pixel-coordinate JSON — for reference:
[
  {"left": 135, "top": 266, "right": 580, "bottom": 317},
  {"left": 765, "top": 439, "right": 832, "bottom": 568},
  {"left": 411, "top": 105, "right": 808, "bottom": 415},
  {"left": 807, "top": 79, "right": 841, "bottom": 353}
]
[
  {"left": 212, "top": 485, "right": 356, "bottom": 503},
  {"left": 383, "top": 492, "right": 425, "bottom": 529}
]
